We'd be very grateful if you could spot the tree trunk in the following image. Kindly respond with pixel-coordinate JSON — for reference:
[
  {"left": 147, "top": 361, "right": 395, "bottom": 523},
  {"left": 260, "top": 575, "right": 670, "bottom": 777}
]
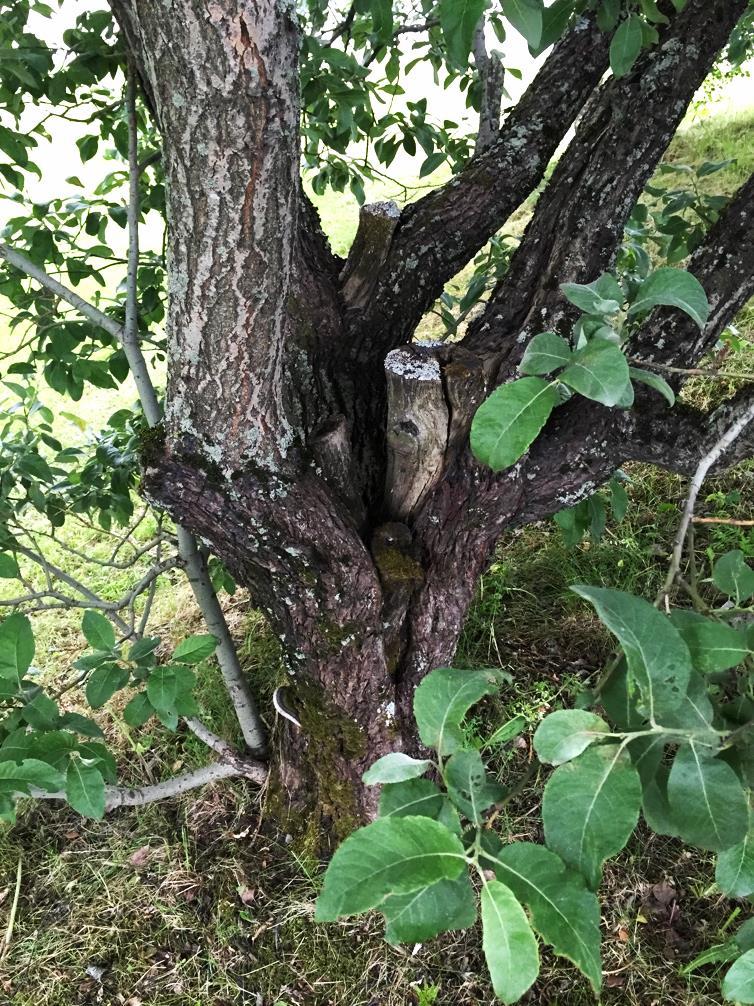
[{"left": 112, "top": 0, "right": 754, "bottom": 842}]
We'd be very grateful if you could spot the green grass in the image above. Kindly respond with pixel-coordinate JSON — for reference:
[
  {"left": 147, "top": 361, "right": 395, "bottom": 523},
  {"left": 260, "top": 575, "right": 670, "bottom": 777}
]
[{"left": 1, "top": 95, "right": 754, "bottom": 1006}]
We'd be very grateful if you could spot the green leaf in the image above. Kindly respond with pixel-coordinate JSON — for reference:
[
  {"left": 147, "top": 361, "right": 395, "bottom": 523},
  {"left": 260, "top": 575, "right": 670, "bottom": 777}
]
[
  {"left": 629, "top": 367, "right": 676, "bottom": 406},
  {"left": 561, "top": 273, "right": 623, "bottom": 315},
  {"left": 534, "top": 710, "right": 609, "bottom": 766},
  {"left": 0, "top": 553, "right": 20, "bottom": 578},
  {"left": 519, "top": 332, "right": 573, "bottom": 375},
  {"left": 470, "top": 377, "right": 559, "bottom": 472},
  {"left": 82, "top": 610, "right": 116, "bottom": 652},
  {"left": 85, "top": 663, "right": 130, "bottom": 709},
  {"left": 0, "top": 758, "right": 65, "bottom": 794},
  {"left": 383, "top": 873, "right": 477, "bottom": 944},
  {"left": 315, "top": 816, "right": 466, "bottom": 921},
  {"left": 543, "top": 744, "right": 641, "bottom": 888},
  {"left": 573, "top": 586, "right": 691, "bottom": 722},
  {"left": 439, "top": 0, "right": 487, "bottom": 66},
  {"left": 0, "top": 612, "right": 35, "bottom": 682},
  {"left": 481, "top": 840, "right": 602, "bottom": 992},
  {"left": 609, "top": 15, "right": 643, "bottom": 78},
  {"left": 66, "top": 758, "right": 106, "bottom": 819},
  {"left": 559, "top": 342, "right": 631, "bottom": 407},
  {"left": 484, "top": 714, "right": 527, "bottom": 748},
  {"left": 147, "top": 666, "right": 178, "bottom": 713},
  {"left": 172, "top": 634, "right": 217, "bottom": 664},
  {"left": 670, "top": 610, "right": 749, "bottom": 674},
  {"left": 667, "top": 743, "right": 748, "bottom": 851},
  {"left": 481, "top": 879, "right": 540, "bottom": 1004},
  {"left": 444, "top": 749, "right": 504, "bottom": 823},
  {"left": 723, "top": 950, "right": 754, "bottom": 1004},
  {"left": 502, "top": 0, "right": 543, "bottom": 48},
  {"left": 363, "top": 753, "right": 433, "bottom": 785},
  {"left": 628, "top": 267, "right": 710, "bottom": 329},
  {"left": 414, "top": 666, "right": 507, "bottom": 756},
  {"left": 575, "top": 587, "right": 695, "bottom": 728},
  {"left": 716, "top": 815, "right": 754, "bottom": 898},
  {"left": 713, "top": 550, "right": 754, "bottom": 604},
  {"left": 379, "top": 778, "right": 446, "bottom": 818}
]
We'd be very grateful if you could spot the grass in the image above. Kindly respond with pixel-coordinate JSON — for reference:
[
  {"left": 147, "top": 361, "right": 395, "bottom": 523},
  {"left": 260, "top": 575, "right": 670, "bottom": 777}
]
[{"left": 1, "top": 96, "right": 754, "bottom": 1006}]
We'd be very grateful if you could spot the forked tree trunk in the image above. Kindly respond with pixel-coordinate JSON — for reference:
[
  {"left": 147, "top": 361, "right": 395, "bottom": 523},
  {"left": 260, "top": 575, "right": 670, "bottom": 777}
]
[{"left": 112, "top": 0, "right": 754, "bottom": 841}]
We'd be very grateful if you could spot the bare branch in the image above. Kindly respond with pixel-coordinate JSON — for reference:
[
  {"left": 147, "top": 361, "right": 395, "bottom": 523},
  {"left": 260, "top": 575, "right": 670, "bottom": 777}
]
[
  {"left": 32, "top": 756, "right": 267, "bottom": 812},
  {"left": 345, "top": 15, "right": 611, "bottom": 360},
  {"left": 661, "top": 397, "right": 754, "bottom": 601},
  {"left": 473, "top": 21, "right": 504, "bottom": 154},
  {"left": 0, "top": 243, "right": 122, "bottom": 340}
]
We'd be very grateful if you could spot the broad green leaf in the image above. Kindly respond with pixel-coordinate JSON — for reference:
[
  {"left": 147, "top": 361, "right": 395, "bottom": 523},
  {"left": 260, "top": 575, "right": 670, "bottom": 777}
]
[
  {"left": 315, "top": 816, "right": 466, "bottom": 921},
  {"left": 574, "top": 586, "right": 690, "bottom": 722},
  {"left": 531, "top": 0, "right": 575, "bottom": 54},
  {"left": 0, "top": 758, "right": 65, "bottom": 794},
  {"left": 610, "top": 15, "right": 643, "bottom": 78},
  {"left": 628, "top": 267, "right": 710, "bottom": 329},
  {"left": 667, "top": 743, "right": 748, "bottom": 851},
  {"left": 0, "top": 553, "right": 20, "bottom": 578},
  {"left": 379, "top": 778, "right": 446, "bottom": 818},
  {"left": 646, "top": 770, "right": 684, "bottom": 840},
  {"left": 658, "top": 671, "right": 716, "bottom": 740},
  {"left": 414, "top": 666, "right": 507, "bottom": 756},
  {"left": 363, "top": 753, "right": 433, "bottom": 785},
  {"left": 172, "top": 634, "right": 217, "bottom": 664},
  {"left": 543, "top": 744, "right": 641, "bottom": 888},
  {"left": 481, "top": 840, "right": 602, "bottom": 992},
  {"left": 737, "top": 919, "right": 754, "bottom": 953},
  {"left": 444, "top": 749, "right": 505, "bottom": 823},
  {"left": 629, "top": 367, "right": 675, "bottom": 406},
  {"left": 383, "top": 873, "right": 476, "bottom": 944},
  {"left": 481, "top": 879, "right": 540, "bottom": 1003},
  {"left": 519, "top": 332, "right": 573, "bottom": 375},
  {"left": 0, "top": 613, "right": 34, "bottom": 683},
  {"left": 717, "top": 815, "right": 754, "bottom": 898},
  {"left": 713, "top": 550, "right": 754, "bottom": 604},
  {"left": 147, "top": 666, "right": 178, "bottom": 713},
  {"left": 723, "top": 950, "right": 754, "bottom": 1004},
  {"left": 670, "top": 610, "right": 749, "bottom": 674},
  {"left": 66, "top": 758, "right": 106, "bottom": 819},
  {"left": 470, "top": 377, "right": 559, "bottom": 472},
  {"left": 85, "top": 663, "right": 130, "bottom": 709},
  {"left": 559, "top": 342, "right": 631, "bottom": 407},
  {"left": 534, "top": 710, "right": 609, "bottom": 766},
  {"left": 560, "top": 273, "right": 623, "bottom": 316},
  {"left": 82, "top": 610, "right": 116, "bottom": 652},
  {"left": 502, "top": 0, "right": 543, "bottom": 47},
  {"left": 439, "top": 0, "right": 487, "bottom": 66}
]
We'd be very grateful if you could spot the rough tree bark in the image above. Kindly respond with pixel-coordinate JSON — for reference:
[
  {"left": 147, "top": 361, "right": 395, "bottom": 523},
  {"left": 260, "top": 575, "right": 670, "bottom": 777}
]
[{"left": 109, "top": 0, "right": 754, "bottom": 840}]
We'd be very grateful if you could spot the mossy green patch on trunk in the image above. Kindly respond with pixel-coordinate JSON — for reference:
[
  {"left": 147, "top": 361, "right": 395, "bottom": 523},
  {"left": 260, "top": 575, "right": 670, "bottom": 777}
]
[{"left": 266, "top": 677, "right": 367, "bottom": 856}]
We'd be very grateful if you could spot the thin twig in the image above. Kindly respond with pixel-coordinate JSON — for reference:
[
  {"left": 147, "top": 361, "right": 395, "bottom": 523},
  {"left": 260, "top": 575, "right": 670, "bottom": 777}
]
[
  {"left": 32, "top": 758, "right": 267, "bottom": 812},
  {"left": 660, "top": 399, "right": 754, "bottom": 605},
  {"left": 692, "top": 516, "right": 754, "bottom": 527},
  {"left": 0, "top": 857, "right": 22, "bottom": 962}
]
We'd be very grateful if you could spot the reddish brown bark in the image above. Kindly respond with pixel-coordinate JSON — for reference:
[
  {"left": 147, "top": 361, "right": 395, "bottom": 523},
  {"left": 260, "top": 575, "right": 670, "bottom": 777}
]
[{"left": 114, "top": 0, "right": 754, "bottom": 831}]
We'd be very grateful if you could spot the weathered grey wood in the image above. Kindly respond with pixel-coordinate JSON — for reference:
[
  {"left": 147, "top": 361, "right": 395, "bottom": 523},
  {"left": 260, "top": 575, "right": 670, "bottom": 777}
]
[
  {"left": 383, "top": 346, "right": 449, "bottom": 521},
  {"left": 340, "top": 201, "right": 400, "bottom": 310}
]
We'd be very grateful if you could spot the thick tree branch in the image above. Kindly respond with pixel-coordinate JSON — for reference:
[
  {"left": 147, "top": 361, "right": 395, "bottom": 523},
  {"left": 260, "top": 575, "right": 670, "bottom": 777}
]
[
  {"left": 345, "top": 15, "right": 611, "bottom": 361},
  {"left": 631, "top": 171, "right": 754, "bottom": 369},
  {"left": 464, "top": 0, "right": 748, "bottom": 370}
]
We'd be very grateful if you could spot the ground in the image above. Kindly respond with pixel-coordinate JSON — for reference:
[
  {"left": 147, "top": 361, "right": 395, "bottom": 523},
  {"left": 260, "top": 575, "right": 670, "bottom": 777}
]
[{"left": 1, "top": 104, "right": 754, "bottom": 1006}]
